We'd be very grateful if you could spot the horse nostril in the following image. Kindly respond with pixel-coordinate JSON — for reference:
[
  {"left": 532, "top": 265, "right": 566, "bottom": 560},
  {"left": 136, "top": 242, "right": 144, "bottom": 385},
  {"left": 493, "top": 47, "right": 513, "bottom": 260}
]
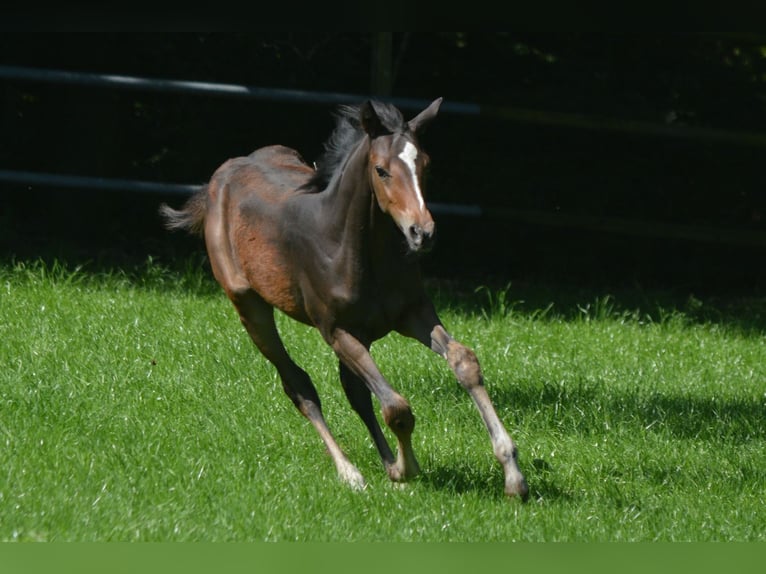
[
  {"left": 407, "top": 223, "right": 436, "bottom": 252},
  {"left": 409, "top": 225, "right": 423, "bottom": 244},
  {"left": 423, "top": 221, "right": 435, "bottom": 242}
]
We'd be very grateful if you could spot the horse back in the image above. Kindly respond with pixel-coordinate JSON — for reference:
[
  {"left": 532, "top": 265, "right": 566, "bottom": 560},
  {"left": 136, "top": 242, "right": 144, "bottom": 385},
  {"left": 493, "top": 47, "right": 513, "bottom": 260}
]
[{"left": 245, "top": 145, "right": 316, "bottom": 191}]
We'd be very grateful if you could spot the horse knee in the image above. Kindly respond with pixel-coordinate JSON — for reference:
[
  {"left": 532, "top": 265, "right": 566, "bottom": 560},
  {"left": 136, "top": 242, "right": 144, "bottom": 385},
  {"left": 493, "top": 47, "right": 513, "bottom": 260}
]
[
  {"left": 382, "top": 396, "right": 415, "bottom": 437},
  {"left": 446, "top": 341, "right": 483, "bottom": 390}
]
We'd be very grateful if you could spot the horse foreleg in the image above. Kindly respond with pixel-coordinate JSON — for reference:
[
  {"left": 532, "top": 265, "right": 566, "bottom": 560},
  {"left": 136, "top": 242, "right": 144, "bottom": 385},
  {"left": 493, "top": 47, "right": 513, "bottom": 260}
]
[
  {"left": 331, "top": 329, "right": 420, "bottom": 482},
  {"left": 399, "top": 302, "right": 529, "bottom": 500}
]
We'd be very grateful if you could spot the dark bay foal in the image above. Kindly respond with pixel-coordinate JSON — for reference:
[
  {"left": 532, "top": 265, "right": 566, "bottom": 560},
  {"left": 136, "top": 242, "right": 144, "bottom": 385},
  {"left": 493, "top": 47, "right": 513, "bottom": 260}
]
[{"left": 161, "top": 98, "right": 528, "bottom": 499}]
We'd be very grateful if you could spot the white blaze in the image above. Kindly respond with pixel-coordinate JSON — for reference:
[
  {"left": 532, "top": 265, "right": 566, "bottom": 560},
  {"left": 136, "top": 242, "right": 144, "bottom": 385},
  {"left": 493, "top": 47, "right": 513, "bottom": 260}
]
[{"left": 398, "top": 141, "right": 425, "bottom": 210}]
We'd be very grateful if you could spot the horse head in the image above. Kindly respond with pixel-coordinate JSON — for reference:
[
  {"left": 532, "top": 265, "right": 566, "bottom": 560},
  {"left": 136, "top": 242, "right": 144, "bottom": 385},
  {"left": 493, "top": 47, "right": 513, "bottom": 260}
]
[{"left": 360, "top": 97, "right": 442, "bottom": 253}]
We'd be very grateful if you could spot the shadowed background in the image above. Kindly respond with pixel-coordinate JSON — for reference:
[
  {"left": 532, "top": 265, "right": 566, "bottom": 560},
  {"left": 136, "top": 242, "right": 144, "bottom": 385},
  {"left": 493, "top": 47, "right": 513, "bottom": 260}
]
[{"left": 2, "top": 33, "right": 764, "bottom": 295}]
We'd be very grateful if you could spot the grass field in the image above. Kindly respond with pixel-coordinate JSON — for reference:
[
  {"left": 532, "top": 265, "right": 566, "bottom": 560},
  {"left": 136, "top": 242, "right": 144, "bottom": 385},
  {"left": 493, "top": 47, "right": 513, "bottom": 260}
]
[{"left": 1, "top": 259, "right": 764, "bottom": 541}]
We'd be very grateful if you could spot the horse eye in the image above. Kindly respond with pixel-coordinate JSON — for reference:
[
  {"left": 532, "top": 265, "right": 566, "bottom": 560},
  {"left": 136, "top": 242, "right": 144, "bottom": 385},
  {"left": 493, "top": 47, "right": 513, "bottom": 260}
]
[{"left": 375, "top": 166, "right": 390, "bottom": 179}]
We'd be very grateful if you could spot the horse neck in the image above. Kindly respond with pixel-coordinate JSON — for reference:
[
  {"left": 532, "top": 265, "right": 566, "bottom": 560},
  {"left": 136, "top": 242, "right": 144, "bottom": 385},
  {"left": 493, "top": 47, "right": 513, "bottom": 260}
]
[
  {"left": 321, "top": 137, "right": 376, "bottom": 250},
  {"left": 316, "top": 137, "right": 409, "bottom": 287}
]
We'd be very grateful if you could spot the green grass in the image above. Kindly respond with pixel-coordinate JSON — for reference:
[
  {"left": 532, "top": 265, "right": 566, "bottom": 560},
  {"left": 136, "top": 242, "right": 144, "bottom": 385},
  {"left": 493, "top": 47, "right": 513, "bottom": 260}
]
[{"left": 1, "top": 260, "right": 764, "bottom": 541}]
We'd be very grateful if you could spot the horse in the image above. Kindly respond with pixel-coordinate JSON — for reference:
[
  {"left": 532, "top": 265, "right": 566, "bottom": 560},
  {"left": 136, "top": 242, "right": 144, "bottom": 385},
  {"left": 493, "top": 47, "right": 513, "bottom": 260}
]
[{"left": 160, "top": 98, "right": 529, "bottom": 499}]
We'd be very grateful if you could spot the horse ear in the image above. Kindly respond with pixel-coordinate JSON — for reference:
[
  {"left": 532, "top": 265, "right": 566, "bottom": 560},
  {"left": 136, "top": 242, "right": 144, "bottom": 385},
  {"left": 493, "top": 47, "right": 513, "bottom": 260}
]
[
  {"left": 408, "top": 97, "right": 443, "bottom": 132},
  {"left": 360, "top": 100, "right": 385, "bottom": 137}
]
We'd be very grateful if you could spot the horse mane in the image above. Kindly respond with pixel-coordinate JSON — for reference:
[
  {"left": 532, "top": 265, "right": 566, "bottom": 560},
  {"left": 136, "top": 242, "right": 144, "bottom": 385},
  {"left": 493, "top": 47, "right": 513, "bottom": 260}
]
[{"left": 305, "top": 101, "right": 406, "bottom": 191}]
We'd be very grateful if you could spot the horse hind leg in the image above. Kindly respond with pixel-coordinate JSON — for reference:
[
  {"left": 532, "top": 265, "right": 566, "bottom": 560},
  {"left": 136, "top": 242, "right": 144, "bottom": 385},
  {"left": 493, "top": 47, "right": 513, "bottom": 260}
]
[{"left": 233, "top": 290, "right": 366, "bottom": 489}]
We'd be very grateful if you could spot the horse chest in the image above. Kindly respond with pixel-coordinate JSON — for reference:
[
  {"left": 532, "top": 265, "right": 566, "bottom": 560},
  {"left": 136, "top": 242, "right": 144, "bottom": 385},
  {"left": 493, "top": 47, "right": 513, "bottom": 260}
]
[{"left": 325, "top": 270, "right": 420, "bottom": 338}]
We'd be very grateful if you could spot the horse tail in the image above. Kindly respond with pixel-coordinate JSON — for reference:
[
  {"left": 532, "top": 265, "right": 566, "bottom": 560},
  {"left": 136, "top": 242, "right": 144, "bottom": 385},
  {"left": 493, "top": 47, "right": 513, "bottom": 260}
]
[{"left": 159, "top": 186, "right": 208, "bottom": 236}]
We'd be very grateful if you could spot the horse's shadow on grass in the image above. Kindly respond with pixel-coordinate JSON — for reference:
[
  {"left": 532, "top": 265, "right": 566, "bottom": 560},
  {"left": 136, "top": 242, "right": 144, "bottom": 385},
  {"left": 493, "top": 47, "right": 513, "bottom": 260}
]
[
  {"left": 489, "top": 377, "right": 764, "bottom": 445},
  {"left": 414, "top": 373, "right": 764, "bottom": 503},
  {"left": 416, "top": 458, "right": 573, "bottom": 503}
]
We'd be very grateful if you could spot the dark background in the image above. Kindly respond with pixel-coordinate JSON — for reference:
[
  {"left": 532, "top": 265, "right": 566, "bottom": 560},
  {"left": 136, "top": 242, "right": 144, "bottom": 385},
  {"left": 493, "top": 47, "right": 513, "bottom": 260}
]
[{"left": 2, "top": 33, "right": 765, "bottom": 296}]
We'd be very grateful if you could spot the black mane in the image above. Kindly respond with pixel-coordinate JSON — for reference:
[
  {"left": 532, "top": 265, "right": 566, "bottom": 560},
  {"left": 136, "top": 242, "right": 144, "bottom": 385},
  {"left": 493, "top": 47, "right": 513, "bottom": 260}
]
[{"left": 305, "top": 101, "right": 406, "bottom": 190}]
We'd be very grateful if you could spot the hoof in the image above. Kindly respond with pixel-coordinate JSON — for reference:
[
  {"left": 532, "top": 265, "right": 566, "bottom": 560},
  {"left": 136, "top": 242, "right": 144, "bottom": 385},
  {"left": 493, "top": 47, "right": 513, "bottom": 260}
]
[
  {"left": 385, "top": 460, "right": 420, "bottom": 483},
  {"left": 338, "top": 464, "right": 367, "bottom": 491},
  {"left": 505, "top": 474, "right": 530, "bottom": 502}
]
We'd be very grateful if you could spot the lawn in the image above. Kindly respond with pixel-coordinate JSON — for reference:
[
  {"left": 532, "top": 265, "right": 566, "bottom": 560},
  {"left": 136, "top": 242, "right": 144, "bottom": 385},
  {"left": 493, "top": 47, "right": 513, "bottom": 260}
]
[{"left": 1, "top": 259, "right": 764, "bottom": 541}]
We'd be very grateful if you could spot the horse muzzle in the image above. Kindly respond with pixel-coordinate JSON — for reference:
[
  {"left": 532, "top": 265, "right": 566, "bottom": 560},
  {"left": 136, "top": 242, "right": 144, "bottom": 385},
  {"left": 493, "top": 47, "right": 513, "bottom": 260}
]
[{"left": 406, "top": 220, "right": 436, "bottom": 253}]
